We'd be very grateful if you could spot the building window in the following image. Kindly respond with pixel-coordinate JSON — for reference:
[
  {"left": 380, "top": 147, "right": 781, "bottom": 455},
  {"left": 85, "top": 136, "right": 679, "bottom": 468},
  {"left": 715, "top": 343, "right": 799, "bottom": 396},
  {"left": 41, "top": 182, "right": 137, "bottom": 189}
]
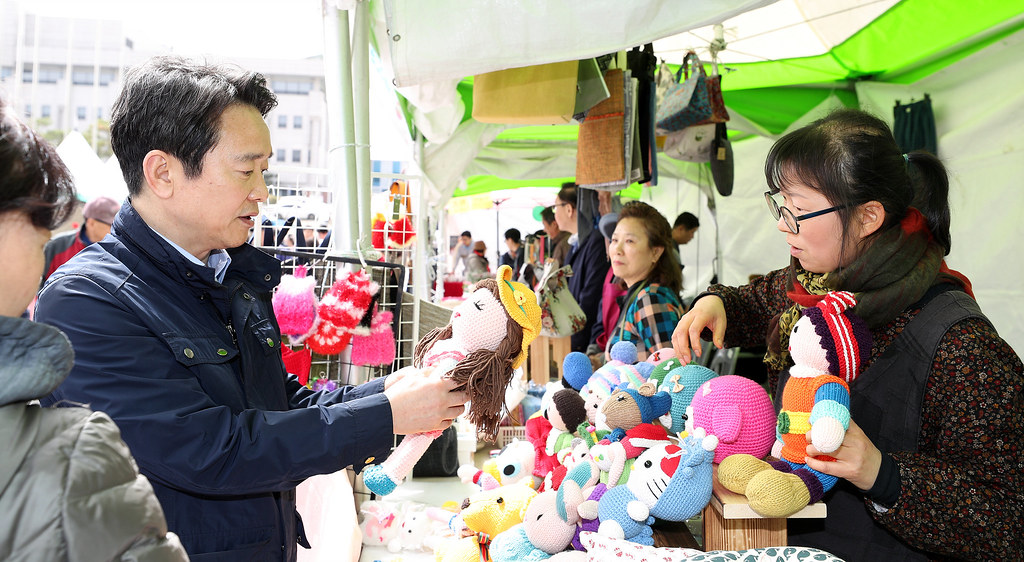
[
  {"left": 97, "top": 107, "right": 104, "bottom": 119},
  {"left": 77, "top": 106, "right": 87, "bottom": 120},
  {"left": 293, "top": 115, "right": 302, "bottom": 129},
  {"left": 291, "top": 149, "right": 302, "bottom": 163},
  {"left": 72, "top": 68, "right": 94, "bottom": 85},
  {"left": 278, "top": 115, "right": 287, "bottom": 128},
  {"left": 41, "top": 105, "right": 51, "bottom": 118},
  {"left": 24, "top": 104, "right": 31, "bottom": 118},
  {"left": 276, "top": 149, "right": 285, "bottom": 163},
  {"left": 271, "top": 80, "right": 313, "bottom": 95}
]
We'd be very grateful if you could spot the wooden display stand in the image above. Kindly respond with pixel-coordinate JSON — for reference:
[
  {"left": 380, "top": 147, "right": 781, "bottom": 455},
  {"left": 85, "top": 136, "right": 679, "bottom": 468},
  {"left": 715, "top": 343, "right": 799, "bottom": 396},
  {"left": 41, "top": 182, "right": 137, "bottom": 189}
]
[
  {"left": 702, "top": 465, "right": 826, "bottom": 551},
  {"left": 526, "top": 335, "right": 571, "bottom": 385}
]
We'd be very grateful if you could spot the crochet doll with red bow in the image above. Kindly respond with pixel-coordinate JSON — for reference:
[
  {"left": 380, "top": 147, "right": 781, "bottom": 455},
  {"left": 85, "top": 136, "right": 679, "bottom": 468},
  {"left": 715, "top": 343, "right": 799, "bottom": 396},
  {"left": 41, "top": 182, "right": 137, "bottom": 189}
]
[
  {"left": 718, "top": 291, "right": 872, "bottom": 517},
  {"left": 363, "top": 265, "right": 542, "bottom": 495}
]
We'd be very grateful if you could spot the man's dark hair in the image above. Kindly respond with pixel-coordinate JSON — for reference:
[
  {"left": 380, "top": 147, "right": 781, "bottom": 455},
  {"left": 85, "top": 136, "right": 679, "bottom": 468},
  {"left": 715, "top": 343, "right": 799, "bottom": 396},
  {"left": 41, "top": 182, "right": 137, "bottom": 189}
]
[
  {"left": 504, "top": 228, "right": 522, "bottom": 245},
  {"left": 460, "top": 230, "right": 472, "bottom": 238},
  {"left": 674, "top": 212, "right": 700, "bottom": 230},
  {"left": 110, "top": 56, "right": 278, "bottom": 196},
  {"left": 556, "top": 182, "right": 578, "bottom": 209},
  {"left": 0, "top": 99, "right": 76, "bottom": 229},
  {"left": 540, "top": 206, "right": 555, "bottom": 224}
]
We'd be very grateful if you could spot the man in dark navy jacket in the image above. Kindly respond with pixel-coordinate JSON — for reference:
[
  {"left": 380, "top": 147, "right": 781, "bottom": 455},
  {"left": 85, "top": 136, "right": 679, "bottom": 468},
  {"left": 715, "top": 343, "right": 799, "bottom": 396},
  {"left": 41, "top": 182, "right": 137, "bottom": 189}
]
[{"left": 36, "top": 56, "right": 467, "bottom": 561}]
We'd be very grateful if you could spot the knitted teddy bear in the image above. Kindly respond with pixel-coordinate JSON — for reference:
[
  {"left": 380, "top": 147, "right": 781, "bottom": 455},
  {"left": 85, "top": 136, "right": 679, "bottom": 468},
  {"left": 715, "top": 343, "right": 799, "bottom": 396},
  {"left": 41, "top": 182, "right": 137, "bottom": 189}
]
[
  {"left": 718, "top": 291, "right": 871, "bottom": 517},
  {"left": 685, "top": 374, "right": 777, "bottom": 464},
  {"left": 596, "top": 428, "right": 718, "bottom": 545},
  {"left": 362, "top": 266, "right": 541, "bottom": 495},
  {"left": 656, "top": 363, "right": 718, "bottom": 436},
  {"left": 433, "top": 484, "right": 537, "bottom": 562},
  {"left": 587, "top": 381, "right": 673, "bottom": 487},
  {"left": 457, "top": 438, "right": 537, "bottom": 491}
]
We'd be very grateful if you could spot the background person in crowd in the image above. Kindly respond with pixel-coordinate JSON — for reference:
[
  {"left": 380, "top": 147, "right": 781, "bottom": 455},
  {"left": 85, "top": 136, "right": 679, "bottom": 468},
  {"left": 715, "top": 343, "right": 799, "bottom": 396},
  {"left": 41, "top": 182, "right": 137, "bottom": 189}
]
[
  {"left": 35, "top": 56, "right": 468, "bottom": 561},
  {"left": 541, "top": 205, "right": 571, "bottom": 267},
  {"left": 499, "top": 227, "right": 524, "bottom": 274},
  {"left": 464, "top": 239, "right": 490, "bottom": 284},
  {"left": 556, "top": 182, "right": 609, "bottom": 353},
  {"left": 586, "top": 212, "right": 628, "bottom": 367},
  {"left": 40, "top": 194, "right": 119, "bottom": 289},
  {"left": 672, "top": 211, "right": 700, "bottom": 246},
  {"left": 0, "top": 98, "right": 187, "bottom": 560},
  {"left": 672, "top": 109, "right": 1023, "bottom": 561},
  {"left": 603, "top": 201, "right": 683, "bottom": 361},
  {"left": 450, "top": 229, "right": 473, "bottom": 275}
]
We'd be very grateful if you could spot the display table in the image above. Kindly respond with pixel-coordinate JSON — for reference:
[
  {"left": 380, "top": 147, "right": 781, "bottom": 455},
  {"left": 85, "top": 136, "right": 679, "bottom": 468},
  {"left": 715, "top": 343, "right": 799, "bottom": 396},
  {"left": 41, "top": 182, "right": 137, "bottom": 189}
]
[
  {"left": 701, "top": 466, "right": 826, "bottom": 551},
  {"left": 527, "top": 334, "right": 571, "bottom": 385}
]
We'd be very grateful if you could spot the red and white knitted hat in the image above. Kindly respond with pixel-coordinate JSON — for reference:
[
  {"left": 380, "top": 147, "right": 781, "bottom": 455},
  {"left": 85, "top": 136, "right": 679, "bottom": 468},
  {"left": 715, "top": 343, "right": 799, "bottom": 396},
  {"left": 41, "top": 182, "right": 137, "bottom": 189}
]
[{"left": 803, "top": 291, "right": 872, "bottom": 383}]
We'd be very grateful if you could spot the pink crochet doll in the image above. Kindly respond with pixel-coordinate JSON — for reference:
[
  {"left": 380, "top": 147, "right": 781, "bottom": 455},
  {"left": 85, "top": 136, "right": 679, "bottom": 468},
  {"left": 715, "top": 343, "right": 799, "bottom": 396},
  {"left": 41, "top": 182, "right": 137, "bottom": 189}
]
[{"left": 363, "top": 265, "right": 541, "bottom": 495}]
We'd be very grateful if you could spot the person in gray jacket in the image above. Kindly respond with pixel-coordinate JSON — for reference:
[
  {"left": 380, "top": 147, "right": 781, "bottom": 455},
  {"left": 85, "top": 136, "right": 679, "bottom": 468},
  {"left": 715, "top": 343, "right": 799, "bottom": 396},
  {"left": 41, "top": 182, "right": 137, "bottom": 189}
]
[{"left": 0, "top": 99, "right": 186, "bottom": 560}]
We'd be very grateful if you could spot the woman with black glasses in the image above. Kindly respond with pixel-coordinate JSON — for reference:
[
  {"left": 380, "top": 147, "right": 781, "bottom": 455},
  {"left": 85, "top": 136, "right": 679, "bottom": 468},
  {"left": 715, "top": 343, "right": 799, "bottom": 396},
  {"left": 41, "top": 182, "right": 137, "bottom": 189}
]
[{"left": 671, "top": 108, "right": 1022, "bottom": 561}]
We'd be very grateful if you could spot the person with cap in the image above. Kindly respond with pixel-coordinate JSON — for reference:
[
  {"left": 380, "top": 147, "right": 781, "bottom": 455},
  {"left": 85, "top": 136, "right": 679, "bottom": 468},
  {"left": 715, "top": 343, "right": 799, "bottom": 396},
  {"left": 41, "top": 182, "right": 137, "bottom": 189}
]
[
  {"left": 600, "top": 201, "right": 683, "bottom": 362},
  {"left": 464, "top": 239, "right": 491, "bottom": 284},
  {"left": 39, "top": 195, "right": 119, "bottom": 289},
  {"left": 34, "top": 56, "right": 469, "bottom": 561}
]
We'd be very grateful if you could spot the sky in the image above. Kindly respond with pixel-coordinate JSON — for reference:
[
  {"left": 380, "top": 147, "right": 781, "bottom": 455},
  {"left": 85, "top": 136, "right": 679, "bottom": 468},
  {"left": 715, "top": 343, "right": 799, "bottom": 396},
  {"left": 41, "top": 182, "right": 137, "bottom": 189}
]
[{"left": 20, "top": 0, "right": 327, "bottom": 60}]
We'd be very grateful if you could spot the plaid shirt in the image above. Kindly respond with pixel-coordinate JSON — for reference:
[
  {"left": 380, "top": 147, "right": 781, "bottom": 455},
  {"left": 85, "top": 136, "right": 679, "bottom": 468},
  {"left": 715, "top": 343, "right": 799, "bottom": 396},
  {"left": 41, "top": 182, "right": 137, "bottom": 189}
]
[{"left": 610, "top": 283, "right": 683, "bottom": 361}]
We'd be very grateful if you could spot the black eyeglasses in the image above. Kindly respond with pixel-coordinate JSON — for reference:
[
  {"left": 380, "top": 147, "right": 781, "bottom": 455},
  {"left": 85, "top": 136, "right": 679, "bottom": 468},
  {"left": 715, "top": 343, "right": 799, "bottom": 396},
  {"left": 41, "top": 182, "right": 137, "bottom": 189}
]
[{"left": 764, "top": 191, "right": 846, "bottom": 234}]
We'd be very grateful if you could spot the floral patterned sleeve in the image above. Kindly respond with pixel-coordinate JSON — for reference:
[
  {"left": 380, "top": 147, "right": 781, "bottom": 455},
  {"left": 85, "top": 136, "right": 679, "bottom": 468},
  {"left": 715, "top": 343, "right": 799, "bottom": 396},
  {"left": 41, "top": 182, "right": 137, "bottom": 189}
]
[
  {"left": 702, "top": 267, "right": 794, "bottom": 349},
  {"left": 871, "top": 318, "right": 1024, "bottom": 560}
]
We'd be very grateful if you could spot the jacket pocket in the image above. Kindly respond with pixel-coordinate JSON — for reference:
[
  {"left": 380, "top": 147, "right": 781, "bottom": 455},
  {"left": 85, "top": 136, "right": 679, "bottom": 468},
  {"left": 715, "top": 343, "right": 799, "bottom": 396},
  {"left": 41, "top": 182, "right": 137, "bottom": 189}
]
[
  {"left": 164, "top": 334, "right": 238, "bottom": 367},
  {"left": 248, "top": 318, "right": 282, "bottom": 357}
]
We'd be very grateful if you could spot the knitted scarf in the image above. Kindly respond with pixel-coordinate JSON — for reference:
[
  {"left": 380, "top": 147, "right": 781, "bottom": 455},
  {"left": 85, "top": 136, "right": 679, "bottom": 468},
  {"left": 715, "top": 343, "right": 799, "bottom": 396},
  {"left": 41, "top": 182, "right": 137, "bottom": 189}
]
[{"left": 765, "top": 208, "right": 973, "bottom": 372}]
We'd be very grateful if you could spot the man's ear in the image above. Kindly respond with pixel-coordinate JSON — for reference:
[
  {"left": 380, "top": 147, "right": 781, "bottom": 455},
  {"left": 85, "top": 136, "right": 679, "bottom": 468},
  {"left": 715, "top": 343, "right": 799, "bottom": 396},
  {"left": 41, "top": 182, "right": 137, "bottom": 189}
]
[
  {"left": 141, "top": 150, "right": 175, "bottom": 200},
  {"left": 858, "top": 201, "right": 886, "bottom": 237}
]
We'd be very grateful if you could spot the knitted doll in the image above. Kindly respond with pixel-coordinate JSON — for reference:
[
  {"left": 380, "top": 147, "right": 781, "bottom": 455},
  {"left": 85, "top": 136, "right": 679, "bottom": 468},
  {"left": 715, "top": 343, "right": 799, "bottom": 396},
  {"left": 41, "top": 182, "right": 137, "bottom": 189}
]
[
  {"left": 656, "top": 363, "right": 718, "bottom": 436},
  {"left": 363, "top": 266, "right": 541, "bottom": 495},
  {"left": 718, "top": 291, "right": 871, "bottom": 517},
  {"left": 685, "top": 374, "right": 776, "bottom": 464}
]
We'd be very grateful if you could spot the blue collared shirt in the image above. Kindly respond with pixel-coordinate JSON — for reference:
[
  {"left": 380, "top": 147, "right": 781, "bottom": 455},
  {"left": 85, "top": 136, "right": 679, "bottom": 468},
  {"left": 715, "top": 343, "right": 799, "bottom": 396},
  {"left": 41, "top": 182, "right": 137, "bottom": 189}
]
[{"left": 151, "top": 228, "right": 232, "bottom": 284}]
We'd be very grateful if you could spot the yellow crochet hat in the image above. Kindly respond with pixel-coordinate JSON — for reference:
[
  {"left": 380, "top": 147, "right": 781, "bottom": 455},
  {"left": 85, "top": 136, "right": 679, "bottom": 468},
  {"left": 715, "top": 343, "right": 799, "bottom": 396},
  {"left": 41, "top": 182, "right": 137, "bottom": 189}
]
[{"left": 495, "top": 265, "right": 542, "bottom": 369}]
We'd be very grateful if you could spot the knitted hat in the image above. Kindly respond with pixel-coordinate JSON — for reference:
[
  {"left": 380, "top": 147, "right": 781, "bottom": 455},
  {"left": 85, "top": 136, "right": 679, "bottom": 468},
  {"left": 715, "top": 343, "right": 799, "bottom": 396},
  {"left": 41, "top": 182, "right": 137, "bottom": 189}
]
[
  {"left": 473, "top": 240, "right": 487, "bottom": 252},
  {"left": 350, "top": 309, "right": 396, "bottom": 367},
  {"left": 800, "top": 290, "right": 872, "bottom": 383},
  {"left": 549, "top": 389, "right": 587, "bottom": 431},
  {"left": 561, "top": 351, "right": 593, "bottom": 391},
  {"left": 495, "top": 265, "right": 541, "bottom": 369},
  {"left": 656, "top": 364, "right": 718, "bottom": 435},
  {"left": 272, "top": 264, "right": 317, "bottom": 335},
  {"left": 620, "top": 383, "right": 673, "bottom": 424}
]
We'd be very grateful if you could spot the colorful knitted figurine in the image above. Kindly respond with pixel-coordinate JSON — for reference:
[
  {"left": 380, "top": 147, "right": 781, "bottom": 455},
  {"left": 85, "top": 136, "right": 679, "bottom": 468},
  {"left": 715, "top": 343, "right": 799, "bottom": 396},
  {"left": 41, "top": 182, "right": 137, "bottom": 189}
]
[
  {"left": 596, "top": 428, "right": 718, "bottom": 545},
  {"left": 718, "top": 291, "right": 872, "bottom": 517},
  {"left": 433, "top": 484, "right": 537, "bottom": 562},
  {"left": 685, "top": 374, "right": 777, "bottom": 464},
  {"left": 656, "top": 363, "right": 718, "bottom": 436},
  {"left": 457, "top": 438, "right": 536, "bottom": 491},
  {"left": 362, "top": 265, "right": 541, "bottom": 495}
]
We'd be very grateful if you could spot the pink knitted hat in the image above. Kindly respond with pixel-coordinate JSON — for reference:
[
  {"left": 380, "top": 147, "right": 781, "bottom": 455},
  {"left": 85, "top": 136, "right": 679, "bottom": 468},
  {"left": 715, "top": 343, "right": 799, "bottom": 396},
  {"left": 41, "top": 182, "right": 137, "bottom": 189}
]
[{"left": 272, "top": 265, "right": 317, "bottom": 335}]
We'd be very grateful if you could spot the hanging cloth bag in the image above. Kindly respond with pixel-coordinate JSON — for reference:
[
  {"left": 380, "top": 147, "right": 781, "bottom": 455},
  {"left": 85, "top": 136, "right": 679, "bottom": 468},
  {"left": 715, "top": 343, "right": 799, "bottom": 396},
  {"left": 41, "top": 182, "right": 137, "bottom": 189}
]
[
  {"left": 536, "top": 260, "right": 587, "bottom": 338},
  {"left": 655, "top": 51, "right": 712, "bottom": 132},
  {"left": 472, "top": 60, "right": 580, "bottom": 125}
]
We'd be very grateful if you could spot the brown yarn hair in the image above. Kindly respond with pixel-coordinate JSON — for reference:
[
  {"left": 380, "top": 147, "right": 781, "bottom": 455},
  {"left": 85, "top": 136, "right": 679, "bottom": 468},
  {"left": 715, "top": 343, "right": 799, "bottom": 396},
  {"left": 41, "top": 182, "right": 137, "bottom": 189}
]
[{"left": 413, "top": 278, "right": 524, "bottom": 440}]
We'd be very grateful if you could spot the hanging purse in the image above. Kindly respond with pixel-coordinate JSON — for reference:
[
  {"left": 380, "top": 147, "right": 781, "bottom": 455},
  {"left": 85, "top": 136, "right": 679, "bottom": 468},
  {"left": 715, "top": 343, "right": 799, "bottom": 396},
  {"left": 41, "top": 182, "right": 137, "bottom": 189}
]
[
  {"left": 662, "top": 123, "right": 716, "bottom": 163},
  {"left": 472, "top": 60, "right": 579, "bottom": 125},
  {"left": 695, "top": 64, "right": 730, "bottom": 125},
  {"left": 655, "top": 51, "right": 712, "bottom": 132},
  {"left": 535, "top": 261, "right": 587, "bottom": 338}
]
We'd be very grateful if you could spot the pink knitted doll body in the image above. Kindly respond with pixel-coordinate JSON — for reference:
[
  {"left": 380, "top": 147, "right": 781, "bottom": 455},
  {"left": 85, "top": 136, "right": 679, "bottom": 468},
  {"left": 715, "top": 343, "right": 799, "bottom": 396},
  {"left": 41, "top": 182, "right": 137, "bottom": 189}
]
[{"left": 363, "top": 266, "right": 541, "bottom": 495}]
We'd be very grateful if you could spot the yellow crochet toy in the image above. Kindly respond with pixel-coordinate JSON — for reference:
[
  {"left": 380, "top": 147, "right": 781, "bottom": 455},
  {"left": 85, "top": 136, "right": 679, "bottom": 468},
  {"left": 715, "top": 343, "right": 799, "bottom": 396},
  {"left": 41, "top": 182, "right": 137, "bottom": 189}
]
[{"left": 433, "top": 484, "right": 537, "bottom": 562}]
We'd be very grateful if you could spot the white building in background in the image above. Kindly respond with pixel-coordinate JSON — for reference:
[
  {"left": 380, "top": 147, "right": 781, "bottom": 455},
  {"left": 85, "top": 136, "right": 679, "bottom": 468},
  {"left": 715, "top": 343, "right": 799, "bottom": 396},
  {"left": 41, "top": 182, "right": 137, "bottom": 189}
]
[{"left": 0, "top": 8, "right": 332, "bottom": 194}]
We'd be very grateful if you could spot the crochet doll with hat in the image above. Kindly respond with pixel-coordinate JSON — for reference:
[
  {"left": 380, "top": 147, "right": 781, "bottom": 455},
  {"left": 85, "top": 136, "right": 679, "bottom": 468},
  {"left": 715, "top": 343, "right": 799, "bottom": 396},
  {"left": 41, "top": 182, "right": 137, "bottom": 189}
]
[
  {"left": 718, "top": 291, "right": 872, "bottom": 517},
  {"left": 363, "top": 265, "right": 541, "bottom": 495}
]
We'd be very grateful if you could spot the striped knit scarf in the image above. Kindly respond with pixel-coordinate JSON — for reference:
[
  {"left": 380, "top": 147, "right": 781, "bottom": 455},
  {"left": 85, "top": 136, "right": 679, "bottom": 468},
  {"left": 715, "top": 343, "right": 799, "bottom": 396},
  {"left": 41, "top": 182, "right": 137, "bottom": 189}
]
[{"left": 765, "top": 208, "right": 973, "bottom": 372}]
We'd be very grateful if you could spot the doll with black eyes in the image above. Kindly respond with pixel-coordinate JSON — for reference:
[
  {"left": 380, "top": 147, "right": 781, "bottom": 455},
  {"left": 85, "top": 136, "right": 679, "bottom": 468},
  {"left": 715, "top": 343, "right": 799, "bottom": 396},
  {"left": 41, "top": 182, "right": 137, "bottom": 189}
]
[{"left": 363, "top": 266, "right": 542, "bottom": 495}]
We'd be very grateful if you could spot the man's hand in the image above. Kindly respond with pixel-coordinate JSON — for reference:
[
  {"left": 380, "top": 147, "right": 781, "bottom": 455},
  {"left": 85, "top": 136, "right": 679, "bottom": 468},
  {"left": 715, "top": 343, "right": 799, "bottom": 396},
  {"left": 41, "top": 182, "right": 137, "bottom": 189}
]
[{"left": 383, "top": 368, "right": 469, "bottom": 435}]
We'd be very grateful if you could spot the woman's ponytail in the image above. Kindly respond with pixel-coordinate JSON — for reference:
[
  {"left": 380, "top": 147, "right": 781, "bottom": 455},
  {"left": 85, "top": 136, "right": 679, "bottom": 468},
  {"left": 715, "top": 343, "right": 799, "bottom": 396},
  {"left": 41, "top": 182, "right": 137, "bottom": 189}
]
[{"left": 906, "top": 150, "right": 952, "bottom": 255}]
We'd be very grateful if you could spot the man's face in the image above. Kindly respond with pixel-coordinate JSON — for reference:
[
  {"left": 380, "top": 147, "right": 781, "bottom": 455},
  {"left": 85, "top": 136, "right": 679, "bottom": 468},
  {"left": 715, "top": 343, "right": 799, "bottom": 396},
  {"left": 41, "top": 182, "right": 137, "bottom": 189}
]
[
  {"left": 168, "top": 104, "right": 271, "bottom": 259},
  {"left": 673, "top": 225, "right": 698, "bottom": 245},
  {"left": 542, "top": 218, "right": 559, "bottom": 238},
  {"left": 460, "top": 235, "right": 472, "bottom": 247},
  {"left": 84, "top": 217, "right": 112, "bottom": 243}
]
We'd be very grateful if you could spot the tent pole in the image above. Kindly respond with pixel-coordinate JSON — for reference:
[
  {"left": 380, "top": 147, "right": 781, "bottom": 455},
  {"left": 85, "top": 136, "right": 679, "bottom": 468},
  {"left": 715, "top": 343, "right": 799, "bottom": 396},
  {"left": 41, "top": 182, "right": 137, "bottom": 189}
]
[
  {"left": 351, "top": 2, "right": 371, "bottom": 237},
  {"left": 321, "top": 2, "right": 358, "bottom": 253}
]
